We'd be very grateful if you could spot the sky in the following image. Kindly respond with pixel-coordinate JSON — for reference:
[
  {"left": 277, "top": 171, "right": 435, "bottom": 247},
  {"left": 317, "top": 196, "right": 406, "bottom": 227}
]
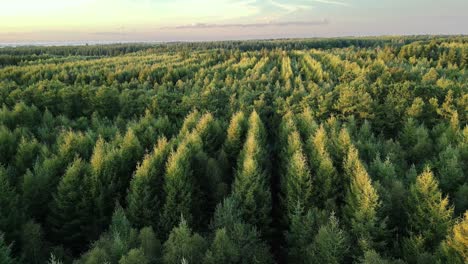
[{"left": 0, "top": 0, "right": 467, "bottom": 43}]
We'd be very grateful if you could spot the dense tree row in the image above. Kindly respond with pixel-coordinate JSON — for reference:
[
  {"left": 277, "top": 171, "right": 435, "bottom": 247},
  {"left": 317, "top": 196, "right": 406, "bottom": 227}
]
[{"left": 0, "top": 37, "right": 467, "bottom": 263}]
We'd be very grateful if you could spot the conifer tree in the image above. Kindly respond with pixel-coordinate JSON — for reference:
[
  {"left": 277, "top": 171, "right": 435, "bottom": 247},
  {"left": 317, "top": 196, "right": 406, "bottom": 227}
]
[
  {"left": 119, "top": 248, "right": 148, "bottom": 264},
  {"left": 343, "top": 146, "right": 383, "bottom": 255},
  {"left": 177, "top": 110, "right": 201, "bottom": 141},
  {"left": 162, "top": 218, "right": 207, "bottom": 264},
  {"left": 209, "top": 198, "right": 273, "bottom": 264},
  {"left": 20, "top": 220, "right": 46, "bottom": 264},
  {"left": 282, "top": 132, "right": 312, "bottom": 221},
  {"left": 310, "top": 213, "right": 349, "bottom": 264},
  {"left": 223, "top": 111, "right": 247, "bottom": 177},
  {"left": 408, "top": 168, "right": 453, "bottom": 250},
  {"left": 307, "top": 125, "right": 339, "bottom": 210},
  {"left": 295, "top": 107, "right": 317, "bottom": 142},
  {"left": 285, "top": 204, "right": 316, "bottom": 263},
  {"left": 194, "top": 112, "right": 223, "bottom": 156},
  {"left": 439, "top": 212, "right": 468, "bottom": 263},
  {"left": 117, "top": 129, "right": 144, "bottom": 200},
  {"left": 231, "top": 111, "right": 271, "bottom": 236},
  {"left": 48, "top": 158, "right": 94, "bottom": 254},
  {"left": 161, "top": 133, "right": 203, "bottom": 235},
  {"left": 0, "top": 166, "right": 21, "bottom": 245},
  {"left": 0, "top": 233, "right": 14, "bottom": 264},
  {"left": 127, "top": 137, "right": 171, "bottom": 230}
]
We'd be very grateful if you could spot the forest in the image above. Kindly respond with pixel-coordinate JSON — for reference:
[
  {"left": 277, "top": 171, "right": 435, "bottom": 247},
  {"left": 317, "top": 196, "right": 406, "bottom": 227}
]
[{"left": 0, "top": 36, "right": 467, "bottom": 264}]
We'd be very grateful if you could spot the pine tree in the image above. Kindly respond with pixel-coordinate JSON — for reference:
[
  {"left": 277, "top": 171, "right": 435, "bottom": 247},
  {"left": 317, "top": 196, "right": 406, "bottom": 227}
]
[
  {"left": 231, "top": 111, "right": 271, "bottom": 236},
  {"left": 408, "top": 168, "right": 453, "bottom": 250},
  {"left": 138, "top": 227, "right": 161, "bottom": 263},
  {"left": 282, "top": 133, "right": 312, "bottom": 221},
  {"left": 117, "top": 129, "right": 144, "bottom": 201},
  {"left": 209, "top": 198, "right": 273, "bottom": 264},
  {"left": 177, "top": 110, "right": 201, "bottom": 141},
  {"left": 439, "top": 212, "right": 467, "bottom": 263},
  {"left": 307, "top": 125, "right": 339, "bottom": 210},
  {"left": 48, "top": 158, "right": 94, "bottom": 254},
  {"left": 20, "top": 220, "right": 45, "bottom": 264},
  {"left": 310, "top": 213, "right": 349, "bottom": 264},
  {"left": 90, "top": 137, "right": 120, "bottom": 232},
  {"left": 295, "top": 107, "right": 317, "bottom": 142},
  {"left": 285, "top": 204, "right": 316, "bottom": 263},
  {"left": 0, "top": 166, "right": 21, "bottom": 245},
  {"left": 162, "top": 218, "right": 207, "bottom": 264},
  {"left": 223, "top": 111, "right": 247, "bottom": 178},
  {"left": 204, "top": 228, "right": 238, "bottom": 264},
  {"left": 0, "top": 233, "right": 14, "bottom": 264},
  {"left": 343, "top": 146, "right": 383, "bottom": 255},
  {"left": 127, "top": 137, "right": 171, "bottom": 230},
  {"left": 119, "top": 248, "right": 148, "bottom": 264},
  {"left": 161, "top": 133, "right": 203, "bottom": 235},
  {"left": 194, "top": 112, "right": 223, "bottom": 156}
]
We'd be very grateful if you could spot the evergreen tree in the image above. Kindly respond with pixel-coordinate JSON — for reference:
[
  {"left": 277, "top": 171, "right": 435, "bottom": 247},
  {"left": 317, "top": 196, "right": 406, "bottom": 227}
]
[
  {"left": 223, "top": 111, "right": 247, "bottom": 179},
  {"left": 285, "top": 204, "right": 316, "bottom": 264},
  {"left": 48, "top": 158, "right": 94, "bottom": 254},
  {"left": 209, "top": 198, "right": 273, "bottom": 264},
  {"left": 117, "top": 129, "right": 144, "bottom": 202},
  {"left": 0, "top": 166, "right": 21, "bottom": 245},
  {"left": 407, "top": 168, "right": 453, "bottom": 250},
  {"left": 161, "top": 133, "right": 203, "bottom": 235},
  {"left": 127, "top": 137, "right": 171, "bottom": 230},
  {"left": 310, "top": 213, "right": 349, "bottom": 264},
  {"left": 0, "top": 234, "right": 15, "bottom": 264},
  {"left": 343, "top": 146, "right": 384, "bottom": 256},
  {"left": 307, "top": 125, "right": 339, "bottom": 210},
  {"left": 439, "top": 212, "right": 468, "bottom": 263},
  {"left": 20, "top": 220, "right": 45, "bottom": 264},
  {"left": 282, "top": 133, "right": 312, "bottom": 221},
  {"left": 162, "top": 218, "right": 207, "bottom": 264},
  {"left": 138, "top": 227, "right": 161, "bottom": 263},
  {"left": 119, "top": 248, "right": 148, "bottom": 264},
  {"left": 231, "top": 111, "right": 271, "bottom": 236}
]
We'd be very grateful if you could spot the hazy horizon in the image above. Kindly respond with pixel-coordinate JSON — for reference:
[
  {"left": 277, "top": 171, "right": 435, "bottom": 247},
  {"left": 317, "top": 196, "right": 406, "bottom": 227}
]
[{"left": 1, "top": 0, "right": 467, "bottom": 43}]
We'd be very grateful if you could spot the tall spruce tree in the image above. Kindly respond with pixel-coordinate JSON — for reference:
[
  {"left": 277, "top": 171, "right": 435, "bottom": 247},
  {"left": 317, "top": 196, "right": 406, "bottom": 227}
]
[
  {"left": 231, "top": 111, "right": 271, "bottom": 237},
  {"left": 223, "top": 111, "right": 247, "bottom": 179},
  {"left": 343, "top": 146, "right": 384, "bottom": 256},
  {"left": 0, "top": 233, "right": 14, "bottom": 264},
  {"left": 161, "top": 133, "right": 203, "bottom": 235},
  {"left": 126, "top": 137, "right": 171, "bottom": 230},
  {"left": 407, "top": 168, "right": 453, "bottom": 250},
  {"left": 48, "top": 158, "right": 94, "bottom": 254},
  {"left": 0, "top": 166, "right": 21, "bottom": 245},
  {"left": 162, "top": 218, "right": 206, "bottom": 264}
]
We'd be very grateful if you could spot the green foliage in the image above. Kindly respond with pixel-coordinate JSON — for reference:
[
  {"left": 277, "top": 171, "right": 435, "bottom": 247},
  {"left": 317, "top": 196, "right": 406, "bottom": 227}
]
[
  {"left": 438, "top": 212, "right": 468, "bottom": 263},
  {"left": 162, "top": 218, "right": 207, "bottom": 264},
  {"left": 0, "top": 166, "right": 22, "bottom": 244},
  {"left": 0, "top": 233, "right": 15, "bottom": 264},
  {"left": 343, "top": 146, "right": 384, "bottom": 255},
  {"left": 127, "top": 137, "right": 171, "bottom": 230},
  {"left": 231, "top": 111, "right": 271, "bottom": 236},
  {"left": 161, "top": 132, "right": 203, "bottom": 235},
  {"left": 20, "top": 220, "right": 46, "bottom": 264},
  {"left": 48, "top": 158, "right": 94, "bottom": 253},
  {"left": 209, "top": 198, "right": 273, "bottom": 264},
  {"left": 0, "top": 38, "right": 466, "bottom": 263},
  {"left": 310, "top": 214, "right": 349, "bottom": 264},
  {"left": 407, "top": 168, "right": 454, "bottom": 250},
  {"left": 119, "top": 248, "right": 148, "bottom": 264}
]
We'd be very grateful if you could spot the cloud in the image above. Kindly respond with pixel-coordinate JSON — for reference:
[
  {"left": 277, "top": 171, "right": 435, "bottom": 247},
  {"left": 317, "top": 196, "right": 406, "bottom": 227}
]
[
  {"left": 160, "top": 19, "right": 329, "bottom": 29},
  {"left": 310, "top": 0, "right": 348, "bottom": 6},
  {"left": 268, "top": 0, "right": 312, "bottom": 12}
]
